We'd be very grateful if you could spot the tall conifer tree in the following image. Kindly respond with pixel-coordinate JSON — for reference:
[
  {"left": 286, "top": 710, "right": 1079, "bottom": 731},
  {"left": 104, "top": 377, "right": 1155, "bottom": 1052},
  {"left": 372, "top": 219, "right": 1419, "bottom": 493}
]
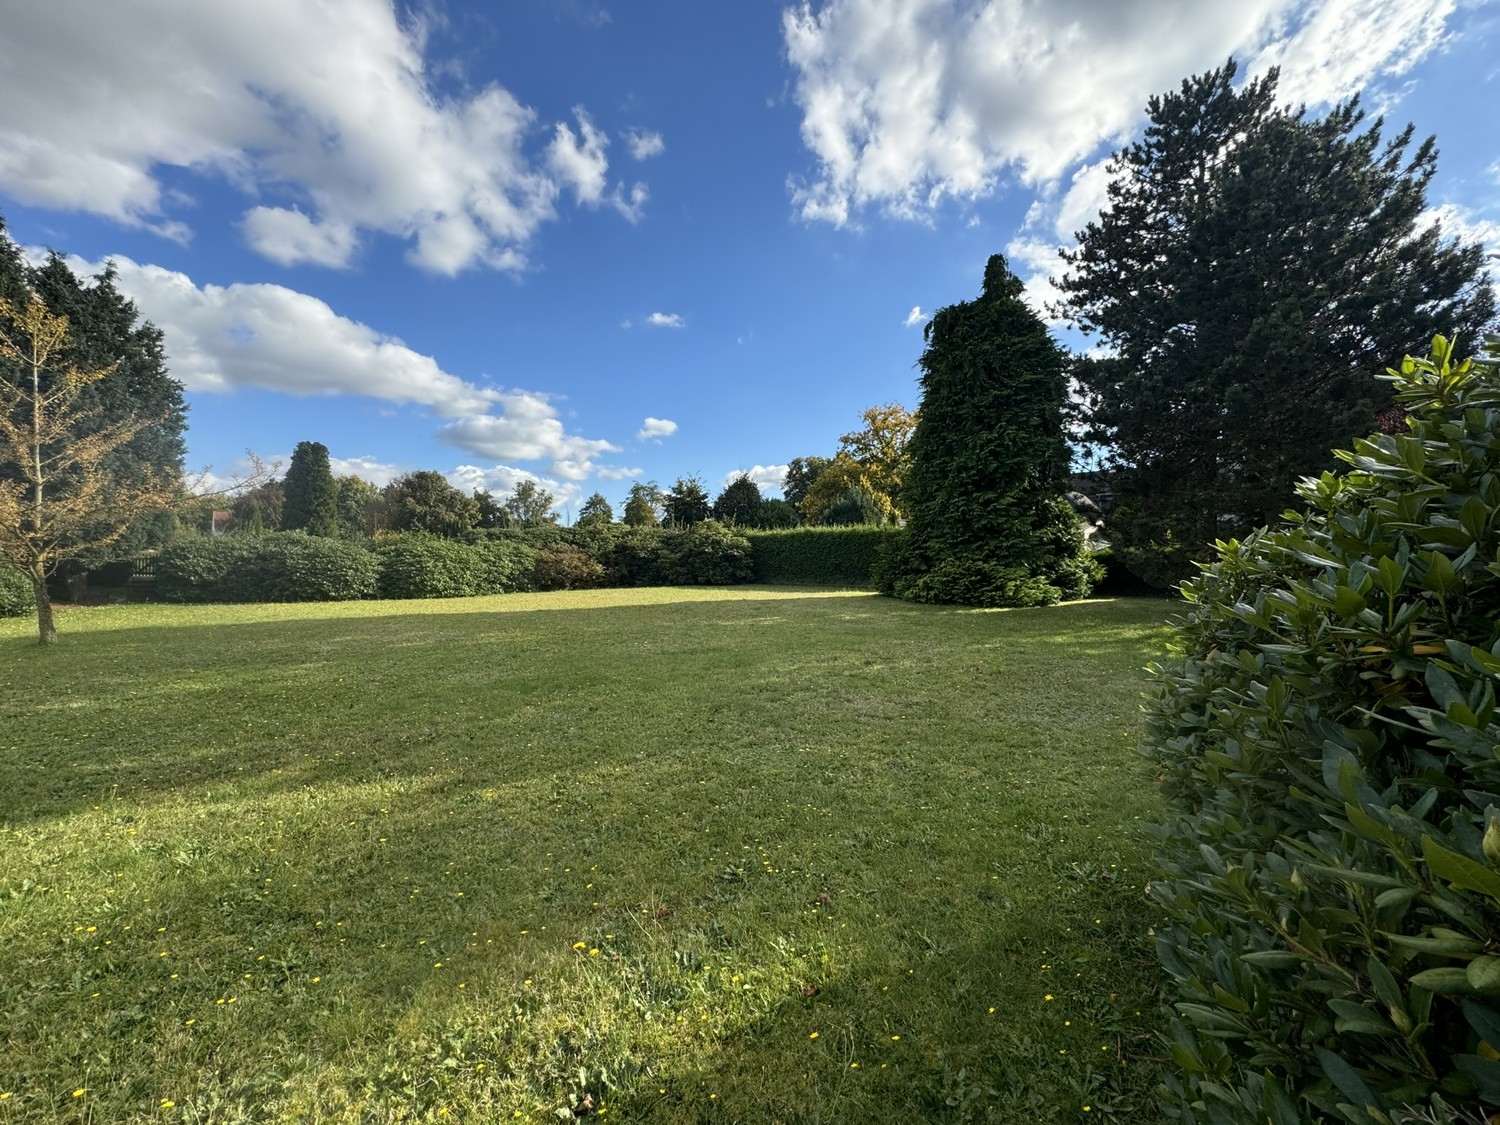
[
  {"left": 1057, "top": 61, "right": 1496, "bottom": 587},
  {"left": 888, "top": 254, "right": 1096, "bottom": 607},
  {"left": 281, "top": 441, "right": 338, "bottom": 536}
]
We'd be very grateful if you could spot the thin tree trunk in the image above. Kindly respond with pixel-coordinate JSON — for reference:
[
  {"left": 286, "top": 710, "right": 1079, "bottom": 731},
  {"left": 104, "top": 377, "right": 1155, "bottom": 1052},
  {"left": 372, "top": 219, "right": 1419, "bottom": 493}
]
[{"left": 32, "top": 575, "right": 56, "bottom": 645}]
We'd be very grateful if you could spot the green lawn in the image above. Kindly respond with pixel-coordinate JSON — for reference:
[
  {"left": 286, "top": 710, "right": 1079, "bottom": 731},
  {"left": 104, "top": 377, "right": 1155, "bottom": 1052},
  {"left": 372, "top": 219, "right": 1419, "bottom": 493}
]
[{"left": 0, "top": 588, "right": 1173, "bottom": 1123}]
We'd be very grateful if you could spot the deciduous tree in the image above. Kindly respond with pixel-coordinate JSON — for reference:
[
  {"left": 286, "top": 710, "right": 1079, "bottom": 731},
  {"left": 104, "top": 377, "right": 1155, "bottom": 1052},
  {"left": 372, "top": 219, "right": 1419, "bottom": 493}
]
[
  {"left": 575, "top": 491, "right": 614, "bottom": 529},
  {"left": 335, "top": 475, "right": 380, "bottom": 539},
  {"left": 0, "top": 292, "right": 178, "bottom": 643},
  {"left": 782, "top": 456, "right": 830, "bottom": 510},
  {"left": 381, "top": 471, "right": 480, "bottom": 535},
  {"left": 622, "top": 481, "right": 663, "bottom": 527},
  {"left": 1, "top": 221, "right": 187, "bottom": 565},
  {"left": 502, "top": 479, "right": 557, "bottom": 528}
]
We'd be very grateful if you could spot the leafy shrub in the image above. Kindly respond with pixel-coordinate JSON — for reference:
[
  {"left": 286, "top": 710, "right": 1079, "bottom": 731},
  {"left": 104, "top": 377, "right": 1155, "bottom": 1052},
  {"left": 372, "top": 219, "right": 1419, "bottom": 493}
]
[
  {"left": 473, "top": 539, "right": 538, "bottom": 594},
  {"left": 377, "top": 535, "right": 483, "bottom": 599},
  {"left": 883, "top": 497, "right": 1100, "bottom": 607},
  {"left": 532, "top": 543, "right": 606, "bottom": 591},
  {"left": 0, "top": 564, "right": 33, "bottom": 617},
  {"left": 156, "top": 534, "right": 378, "bottom": 602},
  {"left": 893, "top": 557, "right": 1063, "bottom": 607},
  {"left": 748, "top": 526, "right": 900, "bottom": 586},
  {"left": 660, "top": 520, "right": 753, "bottom": 585},
  {"left": 602, "top": 527, "right": 674, "bottom": 587},
  {"left": 155, "top": 537, "right": 261, "bottom": 602},
  {"left": 258, "top": 537, "right": 379, "bottom": 601},
  {"left": 1145, "top": 336, "right": 1500, "bottom": 1123}
]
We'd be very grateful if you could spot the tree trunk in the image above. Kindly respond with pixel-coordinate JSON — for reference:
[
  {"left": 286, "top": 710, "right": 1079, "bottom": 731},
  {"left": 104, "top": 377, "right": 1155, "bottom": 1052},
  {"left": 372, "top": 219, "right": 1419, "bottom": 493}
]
[{"left": 32, "top": 576, "right": 56, "bottom": 645}]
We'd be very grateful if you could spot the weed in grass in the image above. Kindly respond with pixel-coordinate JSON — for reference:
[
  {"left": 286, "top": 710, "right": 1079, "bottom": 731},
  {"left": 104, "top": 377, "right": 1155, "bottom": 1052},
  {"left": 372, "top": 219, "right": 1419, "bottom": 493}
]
[{"left": 0, "top": 588, "right": 1172, "bottom": 1122}]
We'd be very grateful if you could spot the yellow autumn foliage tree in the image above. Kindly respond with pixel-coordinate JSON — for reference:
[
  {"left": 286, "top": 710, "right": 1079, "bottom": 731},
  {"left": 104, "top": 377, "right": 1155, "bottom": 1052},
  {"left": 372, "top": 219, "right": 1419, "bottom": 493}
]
[
  {"left": 0, "top": 292, "right": 178, "bottom": 644},
  {"left": 797, "top": 403, "right": 917, "bottom": 524}
]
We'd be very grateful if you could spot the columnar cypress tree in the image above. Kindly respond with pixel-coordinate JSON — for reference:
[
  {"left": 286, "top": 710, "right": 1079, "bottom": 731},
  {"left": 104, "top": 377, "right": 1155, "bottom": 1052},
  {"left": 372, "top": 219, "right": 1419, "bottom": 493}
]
[
  {"left": 281, "top": 441, "right": 338, "bottom": 536},
  {"left": 887, "top": 254, "right": 1097, "bottom": 607}
]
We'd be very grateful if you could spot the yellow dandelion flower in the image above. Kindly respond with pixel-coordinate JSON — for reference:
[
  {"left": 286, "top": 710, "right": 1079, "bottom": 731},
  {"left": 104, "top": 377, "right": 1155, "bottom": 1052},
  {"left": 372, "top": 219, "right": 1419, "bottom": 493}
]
[
  {"left": 1044, "top": 994, "right": 1054, "bottom": 1001},
  {"left": 808, "top": 1031, "right": 819, "bottom": 1039},
  {"left": 891, "top": 1035, "right": 900, "bottom": 1041},
  {"left": 73, "top": 1089, "right": 85, "bottom": 1098},
  {"left": 161, "top": 1098, "right": 175, "bottom": 1108},
  {"left": 589, "top": 948, "right": 600, "bottom": 956},
  {"left": 573, "top": 941, "right": 587, "bottom": 950}
]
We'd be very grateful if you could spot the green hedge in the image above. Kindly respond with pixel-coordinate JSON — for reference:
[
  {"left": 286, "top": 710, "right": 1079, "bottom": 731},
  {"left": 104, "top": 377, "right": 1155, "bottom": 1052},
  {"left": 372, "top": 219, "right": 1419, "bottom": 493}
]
[
  {"left": 1145, "top": 336, "right": 1500, "bottom": 1122},
  {"left": 0, "top": 564, "right": 33, "bottom": 618},
  {"left": 156, "top": 534, "right": 379, "bottom": 602},
  {"left": 148, "top": 522, "right": 756, "bottom": 602},
  {"left": 746, "top": 526, "right": 901, "bottom": 586}
]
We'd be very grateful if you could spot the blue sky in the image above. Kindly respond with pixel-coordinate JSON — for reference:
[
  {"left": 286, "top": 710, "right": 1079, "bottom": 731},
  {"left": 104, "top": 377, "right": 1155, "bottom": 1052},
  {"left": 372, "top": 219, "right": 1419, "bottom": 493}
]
[{"left": 1, "top": 0, "right": 1496, "bottom": 519}]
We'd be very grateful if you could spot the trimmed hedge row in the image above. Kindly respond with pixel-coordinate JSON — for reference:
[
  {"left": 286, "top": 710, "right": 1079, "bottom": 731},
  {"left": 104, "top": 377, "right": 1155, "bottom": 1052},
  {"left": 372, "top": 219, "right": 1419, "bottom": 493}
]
[
  {"left": 155, "top": 535, "right": 381, "bottom": 602},
  {"left": 151, "top": 524, "right": 755, "bottom": 603},
  {"left": 745, "top": 526, "right": 901, "bottom": 586}
]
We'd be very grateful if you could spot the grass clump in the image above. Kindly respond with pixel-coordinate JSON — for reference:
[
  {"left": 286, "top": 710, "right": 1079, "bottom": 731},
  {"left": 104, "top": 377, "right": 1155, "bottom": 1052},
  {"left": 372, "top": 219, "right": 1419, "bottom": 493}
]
[{"left": 1, "top": 588, "right": 1170, "bottom": 1122}]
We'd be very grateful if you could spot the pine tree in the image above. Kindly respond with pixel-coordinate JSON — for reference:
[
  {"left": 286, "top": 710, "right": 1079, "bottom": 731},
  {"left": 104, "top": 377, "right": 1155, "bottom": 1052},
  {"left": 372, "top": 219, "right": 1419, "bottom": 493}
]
[
  {"left": 281, "top": 441, "right": 339, "bottom": 536},
  {"left": 1056, "top": 60, "right": 1496, "bottom": 587},
  {"left": 712, "top": 474, "right": 763, "bottom": 525},
  {"left": 663, "top": 475, "right": 710, "bottom": 528},
  {"left": 889, "top": 254, "right": 1096, "bottom": 607}
]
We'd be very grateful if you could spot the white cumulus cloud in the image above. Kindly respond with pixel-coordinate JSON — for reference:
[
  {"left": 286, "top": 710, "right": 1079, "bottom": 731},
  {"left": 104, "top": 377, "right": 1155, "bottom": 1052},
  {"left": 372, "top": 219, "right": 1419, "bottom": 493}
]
[
  {"left": 446, "top": 464, "right": 580, "bottom": 510},
  {"left": 55, "top": 252, "right": 501, "bottom": 415},
  {"left": 638, "top": 417, "right": 678, "bottom": 441},
  {"left": 625, "top": 129, "right": 666, "bottom": 160},
  {"left": 596, "top": 465, "right": 645, "bottom": 480},
  {"left": 783, "top": 0, "right": 1458, "bottom": 227},
  {"left": 437, "top": 391, "right": 621, "bottom": 479},
  {"left": 0, "top": 0, "right": 648, "bottom": 272},
  {"left": 242, "top": 207, "right": 360, "bottom": 269},
  {"left": 724, "top": 464, "right": 789, "bottom": 494},
  {"left": 329, "top": 455, "right": 401, "bottom": 487},
  {"left": 645, "top": 312, "right": 685, "bottom": 328},
  {"left": 903, "top": 305, "right": 925, "bottom": 327}
]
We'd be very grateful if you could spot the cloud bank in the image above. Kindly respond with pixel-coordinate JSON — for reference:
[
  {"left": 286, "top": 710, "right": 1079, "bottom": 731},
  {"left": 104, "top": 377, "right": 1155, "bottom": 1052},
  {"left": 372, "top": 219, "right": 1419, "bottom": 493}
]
[
  {"left": 0, "top": 0, "right": 653, "bottom": 272},
  {"left": 783, "top": 0, "right": 1457, "bottom": 227}
]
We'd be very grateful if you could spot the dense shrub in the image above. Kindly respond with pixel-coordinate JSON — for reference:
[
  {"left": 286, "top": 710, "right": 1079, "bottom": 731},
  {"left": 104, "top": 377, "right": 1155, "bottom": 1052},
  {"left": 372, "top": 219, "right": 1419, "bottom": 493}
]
[
  {"left": 260, "top": 537, "right": 380, "bottom": 601},
  {"left": 660, "top": 520, "right": 753, "bottom": 585},
  {"left": 377, "top": 535, "right": 484, "bottom": 599},
  {"left": 155, "top": 537, "right": 261, "bottom": 602},
  {"left": 156, "top": 534, "right": 379, "bottom": 602},
  {"left": 473, "top": 539, "right": 538, "bottom": 594},
  {"left": 880, "top": 498, "right": 1100, "bottom": 607},
  {"left": 1145, "top": 337, "right": 1500, "bottom": 1122},
  {"left": 601, "top": 527, "right": 674, "bottom": 586},
  {"left": 0, "top": 564, "right": 33, "bottom": 617},
  {"left": 532, "top": 543, "right": 606, "bottom": 591},
  {"left": 748, "top": 526, "right": 900, "bottom": 586},
  {"left": 1090, "top": 547, "right": 1164, "bottom": 597}
]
